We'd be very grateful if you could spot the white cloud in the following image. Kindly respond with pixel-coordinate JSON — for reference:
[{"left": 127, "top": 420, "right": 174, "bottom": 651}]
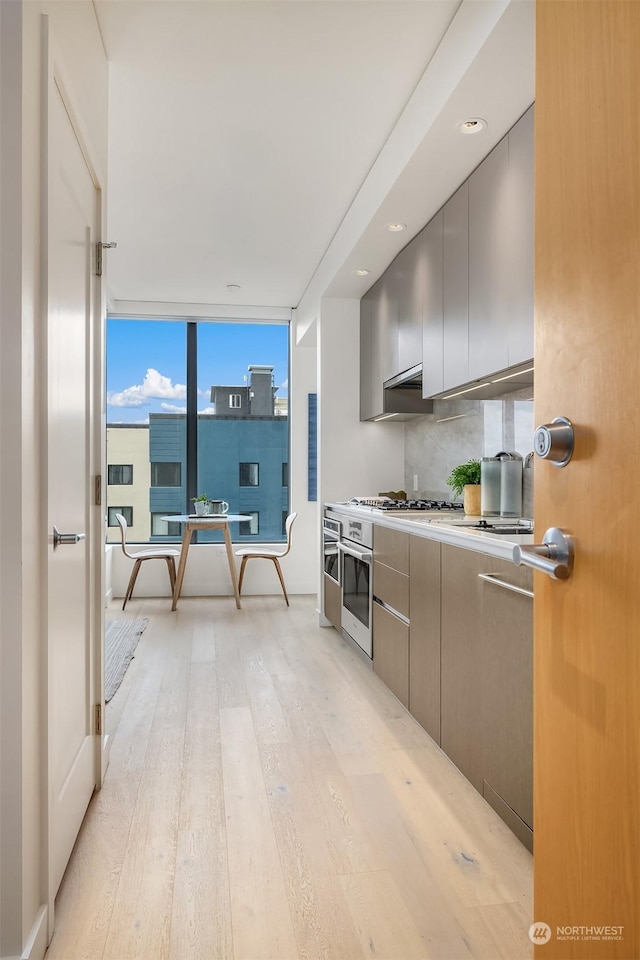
[
  {"left": 160, "top": 402, "right": 186, "bottom": 413},
  {"left": 198, "top": 387, "right": 211, "bottom": 398},
  {"left": 279, "top": 377, "right": 288, "bottom": 390},
  {"left": 107, "top": 368, "right": 187, "bottom": 408},
  {"left": 198, "top": 406, "right": 216, "bottom": 415}
]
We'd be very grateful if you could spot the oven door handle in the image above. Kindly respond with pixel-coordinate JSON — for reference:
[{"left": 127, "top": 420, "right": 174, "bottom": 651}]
[{"left": 337, "top": 542, "right": 372, "bottom": 563}]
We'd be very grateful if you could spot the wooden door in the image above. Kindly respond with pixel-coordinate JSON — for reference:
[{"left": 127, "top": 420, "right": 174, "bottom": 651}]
[
  {"left": 46, "top": 79, "right": 98, "bottom": 904},
  {"left": 535, "top": 3, "right": 640, "bottom": 956}
]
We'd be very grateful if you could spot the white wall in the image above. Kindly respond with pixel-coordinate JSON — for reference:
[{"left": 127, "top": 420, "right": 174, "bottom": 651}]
[
  {"left": 0, "top": 4, "right": 108, "bottom": 957},
  {"left": 317, "top": 297, "right": 405, "bottom": 611},
  {"left": 318, "top": 297, "right": 405, "bottom": 504}
]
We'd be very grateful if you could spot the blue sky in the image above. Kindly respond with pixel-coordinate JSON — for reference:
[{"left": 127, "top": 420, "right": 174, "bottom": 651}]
[{"left": 107, "top": 319, "right": 289, "bottom": 423}]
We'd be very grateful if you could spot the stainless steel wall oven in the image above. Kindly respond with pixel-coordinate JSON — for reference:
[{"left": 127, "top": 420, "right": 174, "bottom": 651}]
[
  {"left": 337, "top": 516, "right": 373, "bottom": 658},
  {"left": 323, "top": 514, "right": 341, "bottom": 585}
]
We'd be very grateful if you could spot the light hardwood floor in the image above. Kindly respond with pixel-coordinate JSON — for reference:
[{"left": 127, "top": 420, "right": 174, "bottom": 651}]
[{"left": 45, "top": 595, "right": 532, "bottom": 960}]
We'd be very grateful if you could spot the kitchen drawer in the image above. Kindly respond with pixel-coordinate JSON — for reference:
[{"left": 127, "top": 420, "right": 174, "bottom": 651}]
[
  {"left": 323, "top": 574, "right": 341, "bottom": 631},
  {"left": 373, "top": 601, "right": 409, "bottom": 708},
  {"left": 409, "top": 536, "right": 441, "bottom": 744},
  {"left": 373, "top": 560, "right": 409, "bottom": 619},
  {"left": 374, "top": 525, "right": 409, "bottom": 575}
]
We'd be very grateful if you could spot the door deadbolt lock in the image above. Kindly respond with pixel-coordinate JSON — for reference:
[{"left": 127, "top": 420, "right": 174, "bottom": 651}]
[{"left": 533, "top": 416, "right": 574, "bottom": 467}]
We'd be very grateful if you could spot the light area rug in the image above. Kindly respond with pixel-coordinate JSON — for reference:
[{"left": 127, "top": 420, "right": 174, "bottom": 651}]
[{"left": 104, "top": 618, "right": 148, "bottom": 702}]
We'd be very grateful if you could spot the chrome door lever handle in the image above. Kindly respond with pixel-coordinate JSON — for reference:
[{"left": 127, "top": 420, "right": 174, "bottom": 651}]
[
  {"left": 53, "top": 526, "right": 86, "bottom": 550},
  {"left": 512, "top": 527, "right": 574, "bottom": 580}
]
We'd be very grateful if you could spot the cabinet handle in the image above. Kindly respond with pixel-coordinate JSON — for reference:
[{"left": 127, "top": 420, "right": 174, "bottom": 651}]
[
  {"left": 478, "top": 573, "right": 533, "bottom": 599},
  {"left": 337, "top": 542, "right": 372, "bottom": 563},
  {"left": 373, "top": 596, "right": 410, "bottom": 625}
]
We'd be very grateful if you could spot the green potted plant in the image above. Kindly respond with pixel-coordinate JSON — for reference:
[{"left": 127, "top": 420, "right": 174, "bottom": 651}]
[
  {"left": 446, "top": 459, "right": 481, "bottom": 515},
  {"left": 191, "top": 493, "right": 210, "bottom": 516}
]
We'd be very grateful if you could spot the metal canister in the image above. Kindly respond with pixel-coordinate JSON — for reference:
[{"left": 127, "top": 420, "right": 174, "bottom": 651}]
[
  {"left": 481, "top": 457, "right": 502, "bottom": 516},
  {"left": 500, "top": 454, "right": 523, "bottom": 517}
]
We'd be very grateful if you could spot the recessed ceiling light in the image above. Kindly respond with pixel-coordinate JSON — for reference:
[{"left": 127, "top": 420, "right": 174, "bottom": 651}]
[
  {"left": 387, "top": 223, "right": 406, "bottom": 232},
  {"left": 226, "top": 283, "right": 241, "bottom": 290},
  {"left": 458, "top": 117, "right": 487, "bottom": 135},
  {"left": 355, "top": 268, "right": 371, "bottom": 277}
]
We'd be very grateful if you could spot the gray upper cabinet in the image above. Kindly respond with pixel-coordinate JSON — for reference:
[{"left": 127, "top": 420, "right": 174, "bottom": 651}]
[
  {"left": 392, "top": 231, "right": 425, "bottom": 377},
  {"left": 468, "top": 135, "right": 511, "bottom": 380},
  {"left": 360, "top": 272, "right": 398, "bottom": 421},
  {"left": 468, "top": 107, "right": 534, "bottom": 381},
  {"left": 505, "top": 106, "right": 534, "bottom": 366},
  {"left": 360, "top": 295, "right": 374, "bottom": 421},
  {"left": 360, "top": 106, "right": 533, "bottom": 410},
  {"left": 421, "top": 210, "right": 444, "bottom": 398},
  {"left": 443, "top": 182, "right": 469, "bottom": 392}
]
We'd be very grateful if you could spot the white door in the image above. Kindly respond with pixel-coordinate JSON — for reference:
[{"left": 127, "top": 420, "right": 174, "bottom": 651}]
[{"left": 46, "top": 80, "right": 98, "bottom": 901}]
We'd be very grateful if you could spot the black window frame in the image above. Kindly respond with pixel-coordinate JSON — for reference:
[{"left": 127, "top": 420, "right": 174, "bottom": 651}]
[
  {"left": 239, "top": 511, "right": 259, "bottom": 536},
  {"left": 239, "top": 462, "right": 259, "bottom": 487},
  {"left": 108, "top": 463, "right": 133, "bottom": 485},
  {"left": 108, "top": 506, "right": 133, "bottom": 527},
  {"left": 150, "top": 512, "right": 182, "bottom": 537},
  {"left": 150, "top": 461, "right": 182, "bottom": 487}
]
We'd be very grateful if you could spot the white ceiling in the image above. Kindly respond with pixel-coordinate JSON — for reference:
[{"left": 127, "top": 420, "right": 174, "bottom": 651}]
[{"left": 95, "top": 0, "right": 534, "bottom": 319}]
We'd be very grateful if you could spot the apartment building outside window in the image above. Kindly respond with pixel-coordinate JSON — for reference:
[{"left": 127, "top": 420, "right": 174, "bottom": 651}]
[{"left": 106, "top": 319, "right": 289, "bottom": 544}]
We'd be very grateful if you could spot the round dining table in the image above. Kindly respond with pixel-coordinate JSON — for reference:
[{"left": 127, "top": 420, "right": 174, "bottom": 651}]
[{"left": 160, "top": 514, "right": 251, "bottom": 610}]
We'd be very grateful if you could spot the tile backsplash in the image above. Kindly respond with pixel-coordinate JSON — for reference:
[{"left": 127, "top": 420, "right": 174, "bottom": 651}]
[{"left": 404, "top": 387, "right": 534, "bottom": 517}]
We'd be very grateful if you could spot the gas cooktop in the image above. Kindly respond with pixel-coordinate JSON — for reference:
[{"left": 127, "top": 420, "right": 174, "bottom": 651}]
[{"left": 375, "top": 498, "right": 465, "bottom": 512}]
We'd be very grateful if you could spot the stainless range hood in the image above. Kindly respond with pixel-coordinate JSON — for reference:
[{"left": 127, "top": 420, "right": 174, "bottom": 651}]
[
  {"left": 376, "top": 364, "right": 434, "bottom": 421},
  {"left": 377, "top": 359, "right": 535, "bottom": 421}
]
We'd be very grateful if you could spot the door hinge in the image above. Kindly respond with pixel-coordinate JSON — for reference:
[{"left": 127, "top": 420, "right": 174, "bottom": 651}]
[
  {"left": 94, "top": 703, "right": 102, "bottom": 736},
  {"left": 95, "top": 241, "right": 117, "bottom": 277},
  {"left": 95, "top": 474, "right": 102, "bottom": 506}
]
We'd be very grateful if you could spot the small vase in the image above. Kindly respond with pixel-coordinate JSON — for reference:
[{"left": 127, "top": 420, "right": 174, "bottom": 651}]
[
  {"left": 463, "top": 484, "right": 481, "bottom": 516},
  {"left": 194, "top": 501, "right": 209, "bottom": 516}
]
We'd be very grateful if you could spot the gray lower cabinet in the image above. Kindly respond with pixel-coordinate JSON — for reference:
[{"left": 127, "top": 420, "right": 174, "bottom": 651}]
[
  {"left": 409, "top": 536, "right": 441, "bottom": 744},
  {"left": 369, "top": 524, "right": 533, "bottom": 849},
  {"left": 374, "top": 524, "right": 409, "bottom": 577},
  {"left": 441, "top": 544, "right": 533, "bottom": 850},
  {"left": 323, "top": 574, "right": 341, "bottom": 632},
  {"left": 440, "top": 546, "right": 487, "bottom": 792},
  {"left": 479, "top": 558, "right": 533, "bottom": 849},
  {"left": 373, "top": 600, "right": 409, "bottom": 708},
  {"left": 373, "top": 527, "right": 410, "bottom": 707}
]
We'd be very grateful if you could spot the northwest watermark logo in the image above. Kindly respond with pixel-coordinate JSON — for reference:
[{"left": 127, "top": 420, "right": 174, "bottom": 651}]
[
  {"left": 529, "top": 923, "right": 552, "bottom": 945},
  {"left": 528, "top": 922, "right": 625, "bottom": 945}
]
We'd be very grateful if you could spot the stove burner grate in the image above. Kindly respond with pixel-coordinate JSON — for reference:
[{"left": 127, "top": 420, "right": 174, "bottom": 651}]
[{"left": 378, "top": 498, "right": 464, "bottom": 512}]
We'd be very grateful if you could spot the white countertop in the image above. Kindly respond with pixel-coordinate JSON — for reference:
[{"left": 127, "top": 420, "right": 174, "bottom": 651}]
[{"left": 325, "top": 503, "right": 534, "bottom": 563}]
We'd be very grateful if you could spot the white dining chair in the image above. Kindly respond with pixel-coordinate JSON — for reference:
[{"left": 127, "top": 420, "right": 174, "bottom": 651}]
[
  {"left": 235, "top": 512, "right": 297, "bottom": 605},
  {"left": 115, "top": 513, "right": 180, "bottom": 610}
]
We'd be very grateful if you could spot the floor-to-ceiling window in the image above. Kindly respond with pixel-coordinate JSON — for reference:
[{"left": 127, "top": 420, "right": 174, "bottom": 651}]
[{"left": 106, "top": 319, "right": 289, "bottom": 543}]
